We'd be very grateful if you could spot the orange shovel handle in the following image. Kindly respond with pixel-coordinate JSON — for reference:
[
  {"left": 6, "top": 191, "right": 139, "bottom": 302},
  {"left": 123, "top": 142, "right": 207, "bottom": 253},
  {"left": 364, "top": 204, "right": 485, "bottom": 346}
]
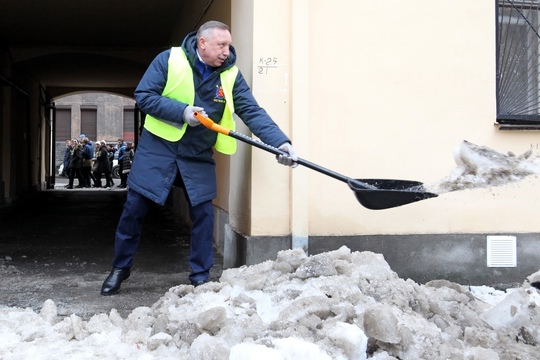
[{"left": 194, "top": 112, "right": 230, "bottom": 135}]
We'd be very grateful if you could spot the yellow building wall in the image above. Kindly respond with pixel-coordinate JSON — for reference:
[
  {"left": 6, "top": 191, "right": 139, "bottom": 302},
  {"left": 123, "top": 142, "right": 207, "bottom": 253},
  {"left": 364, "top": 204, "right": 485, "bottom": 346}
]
[{"left": 226, "top": 0, "right": 540, "bottom": 237}]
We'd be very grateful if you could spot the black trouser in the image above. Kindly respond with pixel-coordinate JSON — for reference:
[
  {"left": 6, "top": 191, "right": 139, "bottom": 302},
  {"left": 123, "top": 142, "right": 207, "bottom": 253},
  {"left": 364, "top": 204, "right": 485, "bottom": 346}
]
[
  {"left": 119, "top": 162, "right": 126, "bottom": 186},
  {"left": 95, "top": 171, "right": 113, "bottom": 187},
  {"left": 107, "top": 172, "right": 115, "bottom": 186},
  {"left": 68, "top": 168, "right": 84, "bottom": 188},
  {"left": 112, "top": 189, "right": 214, "bottom": 283},
  {"left": 81, "top": 166, "right": 93, "bottom": 187}
]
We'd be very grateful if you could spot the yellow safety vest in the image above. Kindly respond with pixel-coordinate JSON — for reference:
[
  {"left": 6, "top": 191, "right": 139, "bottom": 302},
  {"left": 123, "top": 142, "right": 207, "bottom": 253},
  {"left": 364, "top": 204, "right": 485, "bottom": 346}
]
[{"left": 143, "top": 47, "right": 239, "bottom": 154}]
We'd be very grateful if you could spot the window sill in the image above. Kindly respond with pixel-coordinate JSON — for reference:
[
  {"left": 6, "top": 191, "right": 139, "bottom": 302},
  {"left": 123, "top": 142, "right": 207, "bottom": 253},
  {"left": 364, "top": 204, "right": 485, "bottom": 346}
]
[{"left": 495, "top": 122, "right": 540, "bottom": 130}]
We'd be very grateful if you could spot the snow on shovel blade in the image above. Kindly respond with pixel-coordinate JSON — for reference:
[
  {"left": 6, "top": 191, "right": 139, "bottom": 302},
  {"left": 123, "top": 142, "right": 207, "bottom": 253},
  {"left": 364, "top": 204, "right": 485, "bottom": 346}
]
[{"left": 348, "top": 179, "right": 438, "bottom": 210}]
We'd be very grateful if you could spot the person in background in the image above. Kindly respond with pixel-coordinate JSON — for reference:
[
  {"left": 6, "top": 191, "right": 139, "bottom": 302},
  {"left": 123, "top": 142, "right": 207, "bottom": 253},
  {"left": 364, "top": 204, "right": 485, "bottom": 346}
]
[
  {"left": 107, "top": 143, "right": 116, "bottom": 170},
  {"left": 92, "top": 142, "right": 102, "bottom": 187},
  {"left": 105, "top": 142, "right": 116, "bottom": 187},
  {"left": 94, "top": 141, "right": 113, "bottom": 188},
  {"left": 66, "top": 139, "right": 84, "bottom": 189},
  {"left": 61, "top": 139, "right": 71, "bottom": 177},
  {"left": 101, "top": 20, "right": 297, "bottom": 295},
  {"left": 121, "top": 142, "right": 134, "bottom": 184},
  {"left": 117, "top": 139, "right": 127, "bottom": 188},
  {"left": 81, "top": 137, "right": 95, "bottom": 188}
]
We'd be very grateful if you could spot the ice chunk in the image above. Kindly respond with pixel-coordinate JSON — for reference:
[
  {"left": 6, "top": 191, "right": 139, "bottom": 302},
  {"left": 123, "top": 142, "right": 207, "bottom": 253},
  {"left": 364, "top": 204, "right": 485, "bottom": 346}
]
[
  {"left": 363, "top": 305, "right": 401, "bottom": 344},
  {"left": 70, "top": 313, "right": 86, "bottom": 340},
  {"left": 526, "top": 269, "right": 540, "bottom": 287},
  {"left": 278, "top": 296, "right": 334, "bottom": 323},
  {"left": 275, "top": 248, "right": 308, "bottom": 272},
  {"left": 480, "top": 288, "right": 540, "bottom": 330},
  {"left": 464, "top": 346, "right": 500, "bottom": 360},
  {"left": 195, "top": 306, "right": 227, "bottom": 333},
  {"left": 230, "top": 342, "right": 281, "bottom": 360},
  {"left": 189, "top": 333, "right": 229, "bottom": 359},
  {"left": 39, "top": 299, "right": 57, "bottom": 325},
  {"left": 350, "top": 251, "right": 396, "bottom": 281},
  {"left": 324, "top": 321, "right": 368, "bottom": 360},
  {"left": 295, "top": 255, "right": 338, "bottom": 279},
  {"left": 273, "top": 337, "right": 332, "bottom": 360},
  {"left": 147, "top": 332, "right": 173, "bottom": 351}
]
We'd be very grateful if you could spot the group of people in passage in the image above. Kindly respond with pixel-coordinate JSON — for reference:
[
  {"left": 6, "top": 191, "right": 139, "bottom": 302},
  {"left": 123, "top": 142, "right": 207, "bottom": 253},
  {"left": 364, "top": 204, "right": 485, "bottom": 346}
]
[{"left": 61, "top": 136, "right": 135, "bottom": 189}]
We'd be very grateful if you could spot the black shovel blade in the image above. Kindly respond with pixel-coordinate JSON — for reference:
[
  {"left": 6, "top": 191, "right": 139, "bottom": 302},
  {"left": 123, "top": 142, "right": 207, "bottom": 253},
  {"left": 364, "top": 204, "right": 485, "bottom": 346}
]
[{"left": 348, "top": 179, "right": 438, "bottom": 210}]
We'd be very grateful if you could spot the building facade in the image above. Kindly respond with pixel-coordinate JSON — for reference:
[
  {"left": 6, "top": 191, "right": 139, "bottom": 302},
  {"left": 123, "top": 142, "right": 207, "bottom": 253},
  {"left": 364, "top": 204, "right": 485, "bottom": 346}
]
[
  {"left": 53, "top": 93, "right": 136, "bottom": 168},
  {"left": 2, "top": 0, "right": 540, "bottom": 285}
]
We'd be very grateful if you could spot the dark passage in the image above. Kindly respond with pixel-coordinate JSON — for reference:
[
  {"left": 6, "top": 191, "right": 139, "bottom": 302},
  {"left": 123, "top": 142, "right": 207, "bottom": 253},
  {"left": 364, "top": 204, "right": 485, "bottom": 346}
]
[{"left": 0, "top": 186, "right": 223, "bottom": 319}]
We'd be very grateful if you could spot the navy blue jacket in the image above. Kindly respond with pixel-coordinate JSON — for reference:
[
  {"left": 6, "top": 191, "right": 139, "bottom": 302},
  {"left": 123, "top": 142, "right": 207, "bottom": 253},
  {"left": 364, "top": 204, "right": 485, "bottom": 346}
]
[
  {"left": 130, "top": 31, "right": 290, "bottom": 206},
  {"left": 82, "top": 143, "right": 93, "bottom": 161},
  {"left": 63, "top": 147, "right": 71, "bottom": 170}
]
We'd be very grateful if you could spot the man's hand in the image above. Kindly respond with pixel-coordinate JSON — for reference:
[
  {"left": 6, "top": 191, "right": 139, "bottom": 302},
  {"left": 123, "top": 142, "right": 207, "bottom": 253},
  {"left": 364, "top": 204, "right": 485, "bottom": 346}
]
[
  {"left": 276, "top": 142, "right": 298, "bottom": 168},
  {"left": 183, "top": 106, "right": 207, "bottom": 127}
]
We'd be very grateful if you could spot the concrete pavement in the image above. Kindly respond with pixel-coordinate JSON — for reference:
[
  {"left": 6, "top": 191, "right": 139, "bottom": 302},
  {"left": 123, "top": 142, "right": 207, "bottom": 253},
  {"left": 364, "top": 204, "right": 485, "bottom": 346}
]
[{"left": 0, "top": 177, "right": 223, "bottom": 319}]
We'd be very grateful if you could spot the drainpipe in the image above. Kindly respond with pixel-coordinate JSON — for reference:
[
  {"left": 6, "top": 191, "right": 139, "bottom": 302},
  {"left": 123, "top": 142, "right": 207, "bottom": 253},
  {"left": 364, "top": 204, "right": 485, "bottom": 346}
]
[{"left": 290, "top": 0, "right": 310, "bottom": 254}]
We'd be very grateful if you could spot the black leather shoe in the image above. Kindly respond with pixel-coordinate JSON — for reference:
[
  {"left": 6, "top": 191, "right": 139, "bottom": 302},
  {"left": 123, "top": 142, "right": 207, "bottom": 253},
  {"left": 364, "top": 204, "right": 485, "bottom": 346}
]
[{"left": 101, "top": 267, "right": 131, "bottom": 296}]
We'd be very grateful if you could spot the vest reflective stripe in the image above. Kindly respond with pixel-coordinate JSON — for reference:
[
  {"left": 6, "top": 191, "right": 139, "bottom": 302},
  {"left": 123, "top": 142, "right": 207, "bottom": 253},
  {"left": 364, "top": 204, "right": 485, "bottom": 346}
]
[
  {"left": 143, "top": 47, "right": 239, "bottom": 154},
  {"left": 215, "top": 65, "right": 238, "bottom": 154}
]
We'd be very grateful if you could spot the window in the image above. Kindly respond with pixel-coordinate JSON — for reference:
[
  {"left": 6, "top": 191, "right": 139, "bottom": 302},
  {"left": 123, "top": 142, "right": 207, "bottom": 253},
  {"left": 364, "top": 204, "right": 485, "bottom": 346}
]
[
  {"left": 81, "top": 107, "right": 97, "bottom": 140},
  {"left": 55, "top": 107, "right": 71, "bottom": 140},
  {"left": 497, "top": 0, "right": 540, "bottom": 129},
  {"left": 123, "top": 108, "right": 135, "bottom": 142}
]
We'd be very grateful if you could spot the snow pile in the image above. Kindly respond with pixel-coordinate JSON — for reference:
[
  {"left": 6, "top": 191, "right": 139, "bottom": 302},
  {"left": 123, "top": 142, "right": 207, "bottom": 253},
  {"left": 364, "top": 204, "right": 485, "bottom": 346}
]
[
  {"left": 429, "top": 140, "right": 540, "bottom": 193},
  {"left": 1, "top": 246, "right": 539, "bottom": 359}
]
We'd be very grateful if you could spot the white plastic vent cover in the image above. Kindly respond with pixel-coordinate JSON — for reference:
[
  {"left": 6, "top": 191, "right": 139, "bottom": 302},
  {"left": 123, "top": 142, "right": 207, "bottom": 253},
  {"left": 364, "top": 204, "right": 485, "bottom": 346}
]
[{"left": 486, "top": 235, "right": 516, "bottom": 267}]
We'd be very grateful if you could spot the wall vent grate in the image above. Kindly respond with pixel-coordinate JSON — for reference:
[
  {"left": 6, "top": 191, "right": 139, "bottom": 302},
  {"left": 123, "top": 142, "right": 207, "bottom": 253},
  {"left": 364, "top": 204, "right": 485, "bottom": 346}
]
[{"left": 487, "top": 235, "right": 517, "bottom": 267}]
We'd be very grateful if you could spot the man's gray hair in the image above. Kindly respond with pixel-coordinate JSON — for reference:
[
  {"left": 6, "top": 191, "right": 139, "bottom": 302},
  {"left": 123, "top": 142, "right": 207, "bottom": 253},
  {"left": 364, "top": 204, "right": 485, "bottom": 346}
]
[{"left": 196, "top": 21, "right": 229, "bottom": 41}]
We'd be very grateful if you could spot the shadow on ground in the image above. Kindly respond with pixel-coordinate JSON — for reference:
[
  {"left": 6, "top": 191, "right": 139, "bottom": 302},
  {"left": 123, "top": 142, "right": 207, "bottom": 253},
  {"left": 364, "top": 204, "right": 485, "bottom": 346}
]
[{"left": 0, "top": 183, "right": 223, "bottom": 319}]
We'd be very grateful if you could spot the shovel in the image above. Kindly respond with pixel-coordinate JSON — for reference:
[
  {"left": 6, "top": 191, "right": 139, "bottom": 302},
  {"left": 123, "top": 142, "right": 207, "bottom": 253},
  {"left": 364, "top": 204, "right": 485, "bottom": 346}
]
[{"left": 194, "top": 112, "right": 438, "bottom": 210}]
